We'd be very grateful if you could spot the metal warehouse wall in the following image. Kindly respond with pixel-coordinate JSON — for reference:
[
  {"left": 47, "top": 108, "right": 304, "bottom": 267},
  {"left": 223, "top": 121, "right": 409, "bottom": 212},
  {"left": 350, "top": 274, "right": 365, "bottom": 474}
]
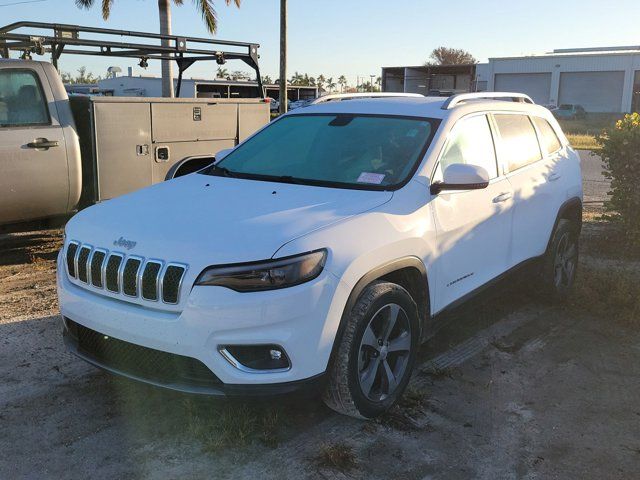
[{"left": 486, "top": 52, "right": 640, "bottom": 112}]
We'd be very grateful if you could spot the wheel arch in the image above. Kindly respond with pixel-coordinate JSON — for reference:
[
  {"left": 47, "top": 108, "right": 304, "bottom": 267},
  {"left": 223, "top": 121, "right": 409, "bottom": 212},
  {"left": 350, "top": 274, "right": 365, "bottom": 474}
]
[
  {"left": 327, "top": 257, "right": 431, "bottom": 370},
  {"left": 546, "top": 197, "right": 582, "bottom": 252},
  {"left": 164, "top": 155, "right": 215, "bottom": 181}
]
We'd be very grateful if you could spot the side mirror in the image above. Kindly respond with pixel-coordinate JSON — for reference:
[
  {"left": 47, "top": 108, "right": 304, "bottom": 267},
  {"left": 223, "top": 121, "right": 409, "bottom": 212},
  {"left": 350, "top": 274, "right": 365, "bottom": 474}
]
[
  {"left": 430, "top": 164, "right": 490, "bottom": 195},
  {"left": 215, "top": 148, "right": 234, "bottom": 162}
]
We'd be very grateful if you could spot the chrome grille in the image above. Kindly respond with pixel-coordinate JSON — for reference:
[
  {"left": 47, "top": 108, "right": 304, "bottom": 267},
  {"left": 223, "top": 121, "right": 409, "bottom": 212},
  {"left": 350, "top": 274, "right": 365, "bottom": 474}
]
[{"left": 64, "top": 241, "right": 187, "bottom": 305}]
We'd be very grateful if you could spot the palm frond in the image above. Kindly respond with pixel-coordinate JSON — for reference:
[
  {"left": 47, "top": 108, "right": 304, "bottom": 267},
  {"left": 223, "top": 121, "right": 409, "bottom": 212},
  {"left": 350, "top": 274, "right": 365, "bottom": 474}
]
[
  {"left": 185, "top": 0, "right": 241, "bottom": 34},
  {"left": 101, "top": 0, "right": 114, "bottom": 19},
  {"left": 75, "top": 0, "right": 95, "bottom": 9}
]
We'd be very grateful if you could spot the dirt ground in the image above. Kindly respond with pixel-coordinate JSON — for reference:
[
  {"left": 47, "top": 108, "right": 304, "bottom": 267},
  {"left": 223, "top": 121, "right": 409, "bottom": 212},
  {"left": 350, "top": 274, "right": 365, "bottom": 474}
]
[{"left": 2, "top": 152, "right": 639, "bottom": 479}]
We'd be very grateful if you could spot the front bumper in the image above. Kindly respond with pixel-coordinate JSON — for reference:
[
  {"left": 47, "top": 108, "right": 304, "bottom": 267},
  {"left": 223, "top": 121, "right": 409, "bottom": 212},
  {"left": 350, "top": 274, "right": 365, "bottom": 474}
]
[{"left": 56, "top": 251, "right": 351, "bottom": 392}]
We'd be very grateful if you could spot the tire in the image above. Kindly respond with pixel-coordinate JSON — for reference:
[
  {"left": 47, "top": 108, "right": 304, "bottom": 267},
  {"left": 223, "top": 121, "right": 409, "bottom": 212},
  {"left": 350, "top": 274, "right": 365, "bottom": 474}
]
[
  {"left": 323, "top": 281, "right": 420, "bottom": 419},
  {"left": 539, "top": 219, "right": 579, "bottom": 302}
]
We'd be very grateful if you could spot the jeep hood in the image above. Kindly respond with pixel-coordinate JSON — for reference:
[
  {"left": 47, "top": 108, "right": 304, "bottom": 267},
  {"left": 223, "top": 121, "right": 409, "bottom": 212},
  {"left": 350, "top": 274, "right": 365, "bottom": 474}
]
[{"left": 65, "top": 174, "right": 393, "bottom": 266}]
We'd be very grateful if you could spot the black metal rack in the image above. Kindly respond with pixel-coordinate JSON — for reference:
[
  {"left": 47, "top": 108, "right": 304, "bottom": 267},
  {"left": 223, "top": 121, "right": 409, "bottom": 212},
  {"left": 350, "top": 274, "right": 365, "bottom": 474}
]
[{"left": 0, "top": 21, "right": 263, "bottom": 97}]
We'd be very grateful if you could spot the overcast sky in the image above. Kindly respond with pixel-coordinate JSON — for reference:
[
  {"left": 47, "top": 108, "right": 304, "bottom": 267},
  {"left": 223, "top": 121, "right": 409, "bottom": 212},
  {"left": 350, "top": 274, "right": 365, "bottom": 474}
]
[{"left": 2, "top": 0, "right": 640, "bottom": 84}]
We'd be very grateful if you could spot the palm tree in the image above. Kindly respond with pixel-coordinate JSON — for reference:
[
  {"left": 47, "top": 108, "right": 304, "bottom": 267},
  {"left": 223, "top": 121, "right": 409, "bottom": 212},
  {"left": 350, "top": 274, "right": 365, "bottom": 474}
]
[
  {"left": 75, "top": 0, "right": 241, "bottom": 97},
  {"left": 326, "top": 77, "right": 336, "bottom": 93},
  {"left": 317, "top": 74, "right": 326, "bottom": 92},
  {"left": 216, "top": 67, "right": 229, "bottom": 79},
  {"left": 338, "top": 75, "right": 347, "bottom": 93}
]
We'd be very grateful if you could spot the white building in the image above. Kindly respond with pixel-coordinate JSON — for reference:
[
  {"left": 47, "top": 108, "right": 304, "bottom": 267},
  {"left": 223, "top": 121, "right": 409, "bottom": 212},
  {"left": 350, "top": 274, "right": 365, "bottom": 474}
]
[
  {"left": 384, "top": 46, "right": 640, "bottom": 113},
  {"left": 97, "top": 75, "right": 318, "bottom": 101}
]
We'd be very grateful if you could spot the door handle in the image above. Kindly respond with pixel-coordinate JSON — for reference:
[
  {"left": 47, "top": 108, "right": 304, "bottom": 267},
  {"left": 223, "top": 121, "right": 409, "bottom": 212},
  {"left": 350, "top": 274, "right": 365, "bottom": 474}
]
[
  {"left": 492, "top": 192, "right": 512, "bottom": 203},
  {"left": 547, "top": 172, "right": 561, "bottom": 182},
  {"left": 26, "top": 138, "right": 59, "bottom": 149}
]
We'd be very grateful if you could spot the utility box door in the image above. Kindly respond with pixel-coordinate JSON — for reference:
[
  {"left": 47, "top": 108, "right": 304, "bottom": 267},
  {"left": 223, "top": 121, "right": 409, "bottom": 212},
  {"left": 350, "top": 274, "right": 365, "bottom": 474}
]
[
  {"left": 238, "top": 103, "right": 270, "bottom": 141},
  {"left": 93, "top": 102, "right": 152, "bottom": 200},
  {"left": 151, "top": 103, "right": 237, "bottom": 142}
]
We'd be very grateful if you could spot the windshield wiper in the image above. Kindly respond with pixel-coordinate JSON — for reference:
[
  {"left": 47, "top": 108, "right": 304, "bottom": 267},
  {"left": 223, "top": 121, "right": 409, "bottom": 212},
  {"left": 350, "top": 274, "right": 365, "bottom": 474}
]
[{"left": 208, "top": 164, "right": 238, "bottom": 178}]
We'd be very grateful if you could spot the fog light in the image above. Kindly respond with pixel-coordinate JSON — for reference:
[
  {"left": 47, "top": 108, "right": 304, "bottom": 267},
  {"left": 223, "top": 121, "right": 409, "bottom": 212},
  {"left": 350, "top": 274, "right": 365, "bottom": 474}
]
[
  {"left": 219, "top": 344, "right": 291, "bottom": 372},
  {"left": 270, "top": 349, "right": 282, "bottom": 360}
]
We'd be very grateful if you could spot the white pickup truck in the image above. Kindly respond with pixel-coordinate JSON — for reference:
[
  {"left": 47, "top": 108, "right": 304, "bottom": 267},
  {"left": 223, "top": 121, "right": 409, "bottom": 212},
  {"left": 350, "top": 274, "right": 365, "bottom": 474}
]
[{"left": 0, "top": 22, "right": 270, "bottom": 227}]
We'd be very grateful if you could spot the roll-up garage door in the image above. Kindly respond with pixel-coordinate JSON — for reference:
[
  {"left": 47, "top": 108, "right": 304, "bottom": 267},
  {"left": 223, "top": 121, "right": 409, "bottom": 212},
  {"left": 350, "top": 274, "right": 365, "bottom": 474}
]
[
  {"left": 494, "top": 73, "right": 552, "bottom": 105},
  {"left": 558, "top": 71, "right": 624, "bottom": 112}
]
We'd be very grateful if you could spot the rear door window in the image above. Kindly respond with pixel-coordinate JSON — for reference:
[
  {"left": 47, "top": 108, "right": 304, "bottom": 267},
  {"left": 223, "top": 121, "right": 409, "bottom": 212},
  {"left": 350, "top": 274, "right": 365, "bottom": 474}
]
[
  {"left": 533, "top": 117, "right": 562, "bottom": 155},
  {"left": 0, "top": 69, "right": 50, "bottom": 127},
  {"left": 494, "top": 114, "right": 542, "bottom": 172},
  {"left": 438, "top": 114, "right": 498, "bottom": 179}
]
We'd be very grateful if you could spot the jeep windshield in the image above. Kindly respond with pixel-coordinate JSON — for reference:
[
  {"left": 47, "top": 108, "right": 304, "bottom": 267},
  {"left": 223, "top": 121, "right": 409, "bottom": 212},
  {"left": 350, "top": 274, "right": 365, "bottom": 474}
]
[{"left": 204, "top": 114, "right": 438, "bottom": 190}]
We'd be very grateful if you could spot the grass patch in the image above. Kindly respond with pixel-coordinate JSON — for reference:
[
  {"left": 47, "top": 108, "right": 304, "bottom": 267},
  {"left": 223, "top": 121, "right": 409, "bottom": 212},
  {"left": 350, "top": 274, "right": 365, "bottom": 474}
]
[
  {"left": 314, "top": 443, "right": 358, "bottom": 471},
  {"left": 559, "top": 113, "right": 624, "bottom": 151},
  {"left": 567, "top": 264, "right": 640, "bottom": 325},
  {"left": 566, "top": 133, "right": 599, "bottom": 151},
  {"left": 185, "top": 400, "right": 282, "bottom": 451}
]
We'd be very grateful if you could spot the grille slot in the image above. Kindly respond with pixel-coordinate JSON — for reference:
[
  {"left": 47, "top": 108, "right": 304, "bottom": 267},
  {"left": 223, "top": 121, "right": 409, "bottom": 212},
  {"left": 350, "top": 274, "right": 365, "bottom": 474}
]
[
  {"left": 77, "top": 246, "right": 91, "bottom": 283},
  {"left": 90, "top": 251, "right": 106, "bottom": 288},
  {"left": 105, "top": 254, "right": 123, "bottom": 292},
  {"left": 162, "top": 265, "right": 186, "bottom": 304},
  {"left": 122, "top": 258, "right": 142, "bottom": 296},
  {"left": 142, "top": 262, "right": 162, "bottom": 300},
  {"left": 66, "top": 242, "right": 79, "bottom": 277}
]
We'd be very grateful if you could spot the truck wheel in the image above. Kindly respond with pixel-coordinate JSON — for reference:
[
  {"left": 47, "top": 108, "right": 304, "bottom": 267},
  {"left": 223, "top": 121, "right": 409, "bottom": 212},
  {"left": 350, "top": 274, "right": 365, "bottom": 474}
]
[
  {"left": 539, "top": 219, "right": 579, "bottom": 302},
  {"left": 323, "top": 281, "right": 419, "bottom": 418}
]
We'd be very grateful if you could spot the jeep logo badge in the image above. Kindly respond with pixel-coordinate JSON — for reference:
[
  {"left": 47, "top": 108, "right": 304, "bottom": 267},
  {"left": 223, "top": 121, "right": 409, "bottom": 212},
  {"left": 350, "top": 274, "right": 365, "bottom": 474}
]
[{"left": 113, "top": 237, "right": 137, "bottom": 250}]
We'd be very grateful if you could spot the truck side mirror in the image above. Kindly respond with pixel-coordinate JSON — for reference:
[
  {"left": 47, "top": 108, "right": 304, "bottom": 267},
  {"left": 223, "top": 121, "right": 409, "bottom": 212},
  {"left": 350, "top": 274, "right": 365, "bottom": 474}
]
[{"left": 430, "top": 164, "right": 490, "bottom": 195}]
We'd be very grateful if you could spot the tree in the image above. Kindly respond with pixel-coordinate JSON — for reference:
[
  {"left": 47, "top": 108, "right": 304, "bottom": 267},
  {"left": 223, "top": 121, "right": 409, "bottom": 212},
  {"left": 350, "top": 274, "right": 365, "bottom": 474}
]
[
  {"left": 338, "top": 75, "right": 347, "bottom": 93},
  {"left": 426, "top": 47, "right": 477, "bottom": 66},
  {"left": 216, "top": 67, "right": 230, "bottom": 79},
  {"left": 261, "top": 75, "right": 273, "bottom": 85},
  {"left": 75, "top": 0, "right": 241, "bottom": 97},
  {"left": 61, "top": 66, "right": 100, "bottom": 84},
  {"left": 326, "top": 77, "right": 336, "bottom": 92},
  {"left": 317, "top": 74, "right": 326, "bottom": 92}
]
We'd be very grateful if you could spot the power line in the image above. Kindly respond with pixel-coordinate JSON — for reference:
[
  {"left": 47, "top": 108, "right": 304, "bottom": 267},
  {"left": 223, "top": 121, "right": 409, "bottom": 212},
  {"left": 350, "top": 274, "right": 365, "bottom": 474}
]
[{"left": 0, "top": 0, "right": 47, "bottom": 7}]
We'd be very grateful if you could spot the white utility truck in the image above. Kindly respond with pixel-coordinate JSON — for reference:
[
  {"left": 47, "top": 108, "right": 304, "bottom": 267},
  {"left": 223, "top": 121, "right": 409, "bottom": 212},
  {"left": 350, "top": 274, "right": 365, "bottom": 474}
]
[{"left": 0, "top": 22, "right": 270, "bottom": 227}]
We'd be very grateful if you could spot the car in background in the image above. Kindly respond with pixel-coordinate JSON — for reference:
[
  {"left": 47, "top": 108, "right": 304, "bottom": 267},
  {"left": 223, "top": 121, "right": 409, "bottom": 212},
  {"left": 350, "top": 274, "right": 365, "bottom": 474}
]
[
  {"left": 266, "top": 97, "right": 280, "bottom": 112},
  {"left": 554, "top": 104, "right": 586, "bottom": 120},
  {"left": 542, "top": 103, "right": 558, "bottom": 112}
]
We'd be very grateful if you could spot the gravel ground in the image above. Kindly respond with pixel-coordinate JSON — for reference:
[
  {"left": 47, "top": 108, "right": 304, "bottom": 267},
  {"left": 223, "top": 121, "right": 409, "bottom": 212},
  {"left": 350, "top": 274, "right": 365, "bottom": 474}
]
[{"left": 2, "top": 154, "right": 638, "bottom": 480}]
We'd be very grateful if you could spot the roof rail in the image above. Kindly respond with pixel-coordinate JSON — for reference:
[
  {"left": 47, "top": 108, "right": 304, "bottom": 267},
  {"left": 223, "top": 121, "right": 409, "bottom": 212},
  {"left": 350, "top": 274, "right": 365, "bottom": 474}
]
[
  {"left": 311, "top": 92, "right": 424, "bottom": 104},
  {"left": 441, "top": 92, "right": 534, "bottom": 110}
]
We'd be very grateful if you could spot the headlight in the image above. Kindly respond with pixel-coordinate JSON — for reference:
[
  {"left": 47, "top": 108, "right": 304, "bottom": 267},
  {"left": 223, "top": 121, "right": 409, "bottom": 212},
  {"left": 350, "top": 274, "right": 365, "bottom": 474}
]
[{"left": 194, "top": 249, "right": 327, "bottom": 292}]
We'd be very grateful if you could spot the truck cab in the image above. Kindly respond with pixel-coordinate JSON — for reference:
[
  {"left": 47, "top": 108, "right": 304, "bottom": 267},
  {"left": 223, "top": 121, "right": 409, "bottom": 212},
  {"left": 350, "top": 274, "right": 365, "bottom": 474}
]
[{"left": 0, "top": 60, "right": 81, "bottom": 224}]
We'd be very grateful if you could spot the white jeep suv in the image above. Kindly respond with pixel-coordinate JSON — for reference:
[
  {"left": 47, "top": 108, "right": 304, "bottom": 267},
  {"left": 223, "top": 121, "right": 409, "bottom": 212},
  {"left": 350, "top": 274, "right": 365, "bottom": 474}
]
[{"left": 57, "top": 92, "right": 582, "bottom": 418}]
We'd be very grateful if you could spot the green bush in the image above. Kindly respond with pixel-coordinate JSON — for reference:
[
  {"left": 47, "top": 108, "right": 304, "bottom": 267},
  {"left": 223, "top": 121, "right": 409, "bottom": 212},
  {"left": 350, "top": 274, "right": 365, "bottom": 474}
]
[{"left": 596, "top": 113, "right": 640, "bottom": 244}]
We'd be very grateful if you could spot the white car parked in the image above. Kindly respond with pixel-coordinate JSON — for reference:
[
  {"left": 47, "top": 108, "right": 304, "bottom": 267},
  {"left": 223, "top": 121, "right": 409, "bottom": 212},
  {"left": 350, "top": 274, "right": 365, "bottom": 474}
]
[{"left": 57, "top": 92, "right": 582, "bottom": 418}]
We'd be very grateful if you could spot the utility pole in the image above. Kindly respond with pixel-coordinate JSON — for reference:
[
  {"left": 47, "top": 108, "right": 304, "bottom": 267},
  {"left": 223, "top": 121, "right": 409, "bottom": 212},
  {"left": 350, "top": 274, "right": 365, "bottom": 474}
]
[
  {"left": 370, "top": 74, "right": 375, "bottom": 92},
  {"left": 279, "top": 0, "right": 287, "bottom": 114}
]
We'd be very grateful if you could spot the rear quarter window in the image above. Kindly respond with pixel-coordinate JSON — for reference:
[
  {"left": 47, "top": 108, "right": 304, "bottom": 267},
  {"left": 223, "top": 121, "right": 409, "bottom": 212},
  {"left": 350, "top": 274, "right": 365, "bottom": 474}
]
[
  {"left": 494, "top": 114, "right": 542, "bottom": 172},
  {"left": 533, "top": 117, "right": 562, "bottom": 155}
]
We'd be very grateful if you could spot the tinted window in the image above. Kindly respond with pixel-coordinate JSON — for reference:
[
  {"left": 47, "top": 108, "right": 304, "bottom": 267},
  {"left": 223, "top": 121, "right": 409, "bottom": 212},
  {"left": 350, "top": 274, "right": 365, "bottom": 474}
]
[
  {"left": 533, "top": 117, "right": 562, "bottom": 154},
  {"left": 494, "top": 114, "right": 542, "bottom": 172},
  {"left": 0, "top": 70, "right": 49, "bottom": 127},
  {"left": 439, "top": 115, "right": 498, "bottom": 179},
  {"left": 211, "top": 114, "right": 436, "bottom": 189}
]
